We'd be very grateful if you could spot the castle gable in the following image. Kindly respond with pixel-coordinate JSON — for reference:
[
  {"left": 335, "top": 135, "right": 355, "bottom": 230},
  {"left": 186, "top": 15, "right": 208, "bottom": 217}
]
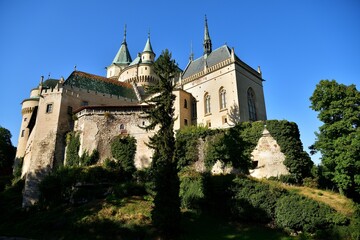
[{"left": 64, "top": 71, "right": 137, "bottom": 100}]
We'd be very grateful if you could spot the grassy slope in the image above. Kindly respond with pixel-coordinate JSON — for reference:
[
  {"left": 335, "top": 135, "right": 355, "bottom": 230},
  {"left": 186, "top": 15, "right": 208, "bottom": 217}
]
[{"left": 261, "top": 179, "right": 356, "bottom": 217}]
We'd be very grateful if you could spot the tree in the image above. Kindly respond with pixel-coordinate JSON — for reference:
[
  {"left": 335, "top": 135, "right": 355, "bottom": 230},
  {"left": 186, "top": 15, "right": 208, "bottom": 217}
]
[
  {"left": 111, "top": 135, "right": 136, "bottom": 176},
  {"left": 142, "top": 49, "right": 181, "bottom": 237},
  {"left": 310, "top": 80, "right": 360, "bottom": 200},
  {"left": 0, "top": 126, "right": 16, "bottom": 175}
]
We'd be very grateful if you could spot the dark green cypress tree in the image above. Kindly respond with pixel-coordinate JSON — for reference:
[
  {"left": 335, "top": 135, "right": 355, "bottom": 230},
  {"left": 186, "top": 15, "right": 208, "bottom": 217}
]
[{"left": 142, "top": 49, "right": 181, "bottom": 237}]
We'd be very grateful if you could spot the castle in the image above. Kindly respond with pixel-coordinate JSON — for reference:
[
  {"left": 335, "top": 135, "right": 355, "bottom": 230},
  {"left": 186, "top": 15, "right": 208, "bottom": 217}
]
[{"left": 15, "top": 17, "right": 269, "bottom": 206}]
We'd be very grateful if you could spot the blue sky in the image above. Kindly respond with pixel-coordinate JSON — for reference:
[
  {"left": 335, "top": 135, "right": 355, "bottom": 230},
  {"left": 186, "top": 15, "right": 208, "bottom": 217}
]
[{"left": 0, "top": 0, "right": 359, "bottom": 164}]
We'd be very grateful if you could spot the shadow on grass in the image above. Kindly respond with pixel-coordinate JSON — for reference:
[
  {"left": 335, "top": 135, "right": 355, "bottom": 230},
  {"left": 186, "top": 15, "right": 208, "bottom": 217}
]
[{"left": 179, "top": 210, "right": 295, "bottom": 240}]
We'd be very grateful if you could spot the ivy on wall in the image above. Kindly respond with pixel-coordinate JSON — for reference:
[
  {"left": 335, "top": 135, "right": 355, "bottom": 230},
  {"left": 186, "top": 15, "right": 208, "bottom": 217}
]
[
  {"left": 65, "top": 132, "right": 99, "bottom": 167},
  {"left": 175, "top": 120, "right": 313, "bottom": 182}
]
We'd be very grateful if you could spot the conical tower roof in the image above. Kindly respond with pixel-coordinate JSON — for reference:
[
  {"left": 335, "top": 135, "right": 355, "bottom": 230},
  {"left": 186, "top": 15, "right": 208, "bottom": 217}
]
[
  {"left": 113, "top": 25, "right": 132, "bottom": 65},
  {"left": 143, "top": 32, "right": 154, "bottom": 53}
]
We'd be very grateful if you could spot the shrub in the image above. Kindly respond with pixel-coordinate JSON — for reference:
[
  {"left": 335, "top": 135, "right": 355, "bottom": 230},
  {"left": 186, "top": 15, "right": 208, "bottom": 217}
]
[
  {"left": 179, "top": 168, "right": 205, "bottom": 209},
  {"left": 275, "top": 194, "right": 341, "bottom": 233},
  {"left": 80, "top": 149, "right": 99, "bottom": 166},
  {"left": 231, "top": 176, "right": 287, "bottom": 222},
  {"left": 65, "top": 132, "right": 80, "bottom": 166},
  {"left": 111, "top": 135, "right": 136, "bottom": 177}
]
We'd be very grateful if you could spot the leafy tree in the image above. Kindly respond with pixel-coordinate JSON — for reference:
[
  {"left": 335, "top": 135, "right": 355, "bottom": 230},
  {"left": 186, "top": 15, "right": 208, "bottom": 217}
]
[
  {"left": 310, "top": 80, "right": 360, "bottom": 200},
  {"left": 142, "top": 49, "right": 181, "bottom": 237},
  {"left": 111, "top": 135, "right": 136, "bottom": 176},
  {"left": 0, "top": 126, "right": 16, "bottom": 174}
]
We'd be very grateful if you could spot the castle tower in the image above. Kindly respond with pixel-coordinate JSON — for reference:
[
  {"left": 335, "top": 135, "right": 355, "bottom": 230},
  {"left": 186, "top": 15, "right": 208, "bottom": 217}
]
[
  {"left": 203, "top": 15, "right": 212, "bottom": 56},
  {"left": 15, "top": 77, "right": 41, "bottom": 159},
  {"left": 107, "top": 25, "right": 132, "bottom": 79},
  {"left": 141, "top": 32, "right": 155, "bottom": 63}
]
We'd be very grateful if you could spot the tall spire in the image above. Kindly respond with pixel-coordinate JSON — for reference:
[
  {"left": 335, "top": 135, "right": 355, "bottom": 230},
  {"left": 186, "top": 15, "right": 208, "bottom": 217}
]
[
  {"left": 203, "top": 15, "right": 212, "bottom": 55},
  {"left": 112, "top": 24, "right": 132, "bottom": 65}
]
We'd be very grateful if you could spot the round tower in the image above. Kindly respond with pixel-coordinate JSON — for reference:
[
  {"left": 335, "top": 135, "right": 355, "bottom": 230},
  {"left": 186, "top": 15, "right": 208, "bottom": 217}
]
[{"left": 15, "top": 77, "right": 41, "bottom": 159}]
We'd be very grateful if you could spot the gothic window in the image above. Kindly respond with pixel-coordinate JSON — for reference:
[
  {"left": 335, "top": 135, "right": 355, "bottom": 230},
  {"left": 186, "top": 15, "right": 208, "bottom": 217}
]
[
  {"left": 46, "top": 103, "right": 53, "bottom": 113},
  {"left": 204, "top": 93, "right": 211, "bottom": 114},
  {"left": 247, "top": 88, "right": 257, "bottom": 121},
  {"left": 192, "top": 100, "right": 197, "bottom": 119},
  {"left": 219, "top": 87, "right": 227, "bottom": 110}
]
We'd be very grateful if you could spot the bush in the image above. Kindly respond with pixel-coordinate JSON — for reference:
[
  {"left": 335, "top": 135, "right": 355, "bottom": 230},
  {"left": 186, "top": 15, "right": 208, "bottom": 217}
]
[
  {"left": 179, "top": 168, "right": 205, "bottom": 209},
  {"left": 275, "top": 194, "right": 341, "bottom": 233},
  {"left": 231, "top": 177, "right": 287, "bottom": 222},
  {"left": 39, "top": 166, "right": 125, "bottom": 206},
  {"left": 111, "top": 135, "right": 137, "bottom": 177}
]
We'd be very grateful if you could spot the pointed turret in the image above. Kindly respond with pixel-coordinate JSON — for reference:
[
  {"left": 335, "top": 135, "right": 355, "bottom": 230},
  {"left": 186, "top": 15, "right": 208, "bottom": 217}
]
[
  {"left": 112, "top": 25, "right": 132, "bottom": 65},
  {"left": 203, "top": 15, "right": 212, "bottom": 56},
  {"left": 141, "top": 32, "right": 155, "bottom": 63}
]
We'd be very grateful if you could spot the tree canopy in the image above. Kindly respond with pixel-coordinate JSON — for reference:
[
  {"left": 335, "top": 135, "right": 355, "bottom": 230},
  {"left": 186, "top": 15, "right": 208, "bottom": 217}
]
[
  {"left": 310, "top": 79, "right": 360, "bottom": 201},
  {"left": 0, "top": 126, "right": 16, "bottom": 174}
]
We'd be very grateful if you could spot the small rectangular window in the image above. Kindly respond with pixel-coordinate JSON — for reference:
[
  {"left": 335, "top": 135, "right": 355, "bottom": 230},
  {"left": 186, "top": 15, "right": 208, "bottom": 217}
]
[
  {"left": 46, "top": 104, "right": 53, "bottom": 113},
  {"left": 81, "top": 101, "right": 89, "bottom": 106},
  {"left": 206, "top": 120, "right": 211, "bottom": 128},
  {"left": 184, "top": 119, "right": 188, "bottom": 126},
  {"left": 21, "top": 130, "right": 25, "bottom": 137},
  {"left": 24, "top": 118, "right": 27, "bottom": 122},
  {"left": 67, "top": 106, "right": 73, "bottom": 115}
]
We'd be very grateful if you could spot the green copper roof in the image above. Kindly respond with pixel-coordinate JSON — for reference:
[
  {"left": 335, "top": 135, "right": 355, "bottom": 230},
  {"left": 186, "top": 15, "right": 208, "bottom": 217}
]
[
  {"left": 143, "top": 35, "right": 154, "bottom": 53},
  {"left": 64, "top": 71, "right": 137, "bottom": 100},
  {"left": 113, "top": 26, "right": 132, "bottom": 65},
  {"left": 42, "top": 79, "right": 60, "bottom": 89}
]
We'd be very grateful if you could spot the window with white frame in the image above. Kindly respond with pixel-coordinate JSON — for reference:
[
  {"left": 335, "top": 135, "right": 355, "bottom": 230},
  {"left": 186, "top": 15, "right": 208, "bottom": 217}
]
[{"left": 204, "top": 93, "right": 211, "bottom": 114}]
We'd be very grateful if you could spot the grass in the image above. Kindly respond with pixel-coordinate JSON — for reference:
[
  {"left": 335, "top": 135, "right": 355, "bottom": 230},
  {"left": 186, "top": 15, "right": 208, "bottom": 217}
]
[{"left": 262, "top": 179, "right": 356, "bottom": 217}]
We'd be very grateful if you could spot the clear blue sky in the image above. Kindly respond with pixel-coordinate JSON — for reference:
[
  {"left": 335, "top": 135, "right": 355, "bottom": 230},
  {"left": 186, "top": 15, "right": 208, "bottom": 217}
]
[{"left": 1, "top": 0, "right": 359, "bottom": 164}]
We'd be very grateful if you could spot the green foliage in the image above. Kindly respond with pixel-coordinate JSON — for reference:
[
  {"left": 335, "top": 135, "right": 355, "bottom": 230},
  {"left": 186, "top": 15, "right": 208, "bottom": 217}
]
[
  {"left": 231, "top": 176, "right": 288, "bottom": 222},
  {"left": 142, "top": 49, "right": 181, "bottom": 236},
  {"left": 266, "top": 120, "right": 313, "bottom": 183},
  {"left": 0, "top": 126, "right": 16, "bottom": 174},
  {"left": 310, "top": 80, "right": 360, "bottom": 200},
  {"left": 80, "top": 149, "right": 99, "bottom": 166},
  {"left": 65, "top": 131, "right": 80, "bottom": 166},
  {"left": 179, "top": 168, "right": 206, "bottom": 209},
  {"left": 13, "top": 157, "right": 23, "bottom": 179},
  {"left": 275, "top": 194, "right": 342, "bottom": 233},
  {"left": 39, "top": 166, "right": 125, "bottom": 206},
  {"left": 175, "top": 125, "right": 213, "bottom": 168},
  {"left": 111, "top": 135, "right": 137, "bottom": 176},
  {"left": 204, "top": 126, "right": 251, "bottom": 173},
  {"left": 66, "top": 132, "right": 100, "bottom": 167}
]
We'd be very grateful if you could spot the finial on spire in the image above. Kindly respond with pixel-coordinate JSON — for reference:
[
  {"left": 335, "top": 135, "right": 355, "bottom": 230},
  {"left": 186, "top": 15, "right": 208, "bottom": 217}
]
[
  {"left": 74, "top": 65, "right": 77, "bottom": 71},
  {"left": 123, "top": 24, "right": 127, "bottom": 43},
  {"left": 203, "top": 14, "right": 212, "bottom": 55},
  {"left": 148, "top": 29, "right": 151, "bottom": 39},
  {"left": 189, "top": 41, "right": 194, "bottom": 61},
  {"left": 48, "top": 73, "right": 51, "bottom": 79}
]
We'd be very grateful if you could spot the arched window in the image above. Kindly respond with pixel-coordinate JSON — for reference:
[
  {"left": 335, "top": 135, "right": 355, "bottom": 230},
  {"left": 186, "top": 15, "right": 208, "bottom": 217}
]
[
  {"left": 247, "top": 88, "right": 257, "bottom": 121},
  {"left": 120, "top": 124, "right": 125, "bottom": 130},
  {"left": 219, "top": 87, "right": 226, "bottom": 110},
  {"left": 204, "top": 93, "right": 211, "bottom": 114}
]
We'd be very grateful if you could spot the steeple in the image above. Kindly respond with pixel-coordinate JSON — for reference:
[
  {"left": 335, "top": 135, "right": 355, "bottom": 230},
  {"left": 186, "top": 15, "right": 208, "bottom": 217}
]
[
  {"left": 112, "top": 25, "right": 132, "bottom": 65},
  {"left": 143, "top": 31, "right": 154, "bottom": 53},
  {"left": 141, "top": 31, "right": 155, "bottom": 63},
  {"left": 203, "top": 15, "right": 212, "bottom": 56}
]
